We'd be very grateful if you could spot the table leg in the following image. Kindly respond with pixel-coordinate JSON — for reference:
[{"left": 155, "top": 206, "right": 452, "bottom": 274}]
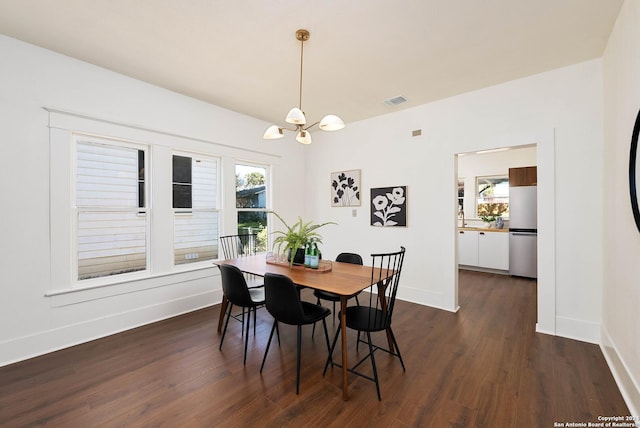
[
  {"left": 376, "top": 280, "right": 395, "bottom": 353},
  {"left": 385, "top": 328, "right": 395, "bottom": 353},
  {"left": 340, "top": 295, "right": 349, "bottom": 401},
  {"left": 217, "top": 295, "right": 228, "bottom": 334}
]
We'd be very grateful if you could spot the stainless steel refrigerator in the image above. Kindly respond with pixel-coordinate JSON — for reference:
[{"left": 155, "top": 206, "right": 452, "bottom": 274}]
[{"left": 509, "top": 186, "right": 537, "bottom": 278}]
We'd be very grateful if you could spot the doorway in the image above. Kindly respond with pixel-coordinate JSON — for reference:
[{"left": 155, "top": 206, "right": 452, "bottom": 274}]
[{"left": 453, "top": 129, "right": 556, "bottom": 336}]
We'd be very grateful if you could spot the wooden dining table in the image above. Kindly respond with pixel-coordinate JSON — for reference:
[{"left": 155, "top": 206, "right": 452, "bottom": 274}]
[{"left": 213, "top": 253, "right": 382, "bottom": 401}]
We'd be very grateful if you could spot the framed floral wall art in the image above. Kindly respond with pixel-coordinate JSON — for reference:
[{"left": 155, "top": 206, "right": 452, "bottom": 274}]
[
  {"left": 370, "top": 186, "right": 407, "bottom": 227},
  {"left": 331, "top": 169, "right": 361, "bottom": 207}
]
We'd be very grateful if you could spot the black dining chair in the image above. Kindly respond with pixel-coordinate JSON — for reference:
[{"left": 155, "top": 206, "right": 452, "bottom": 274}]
[
  {"left": 219, "top": 233, "right": 262, "bottom": 287},
  {"left": 218, "top": 263, "right": 265, "bottom": 365},
  {"left": 314, "top": 252, "right": 363, "bottom": 311},
  {"left": 323, "top": 246, "right": 406, "bottom": 400},
  {"left": 311, "top": 252, "right": 363, "bottom": 338},
  {"left": 260, "top": 273, "right": 332, "bottom": 394},
  {"left": 219, "top": 234, "right": 263, "bottom": 332}
]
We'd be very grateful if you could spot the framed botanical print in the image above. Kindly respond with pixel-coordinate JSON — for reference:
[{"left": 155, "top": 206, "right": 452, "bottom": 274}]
[
  {"left": 331, "top": 169, "right": 361, "bottom": 207},
  {"left": 370, "top": 186, "right": 407, "bottom": 227}
]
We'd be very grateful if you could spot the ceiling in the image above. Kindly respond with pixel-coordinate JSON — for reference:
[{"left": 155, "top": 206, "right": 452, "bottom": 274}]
[{"left": 0, "top": 0, "right": 624, "bottom": 127}]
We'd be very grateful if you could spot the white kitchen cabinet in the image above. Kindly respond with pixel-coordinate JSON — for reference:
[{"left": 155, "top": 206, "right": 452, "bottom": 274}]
[
  {"left": 478, "top": 231, "right": 509, "bottom": 270},
  {"left": 458, "top": 229, "right": 509, "bottom": 271},
  {"left": 458, "top": 230, "right": 479, "bottom": 266}
]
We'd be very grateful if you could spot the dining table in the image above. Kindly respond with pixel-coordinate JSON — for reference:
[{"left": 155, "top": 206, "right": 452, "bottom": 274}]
[{"left": 213, "top": 253, "right": 384, "bottom": 401}]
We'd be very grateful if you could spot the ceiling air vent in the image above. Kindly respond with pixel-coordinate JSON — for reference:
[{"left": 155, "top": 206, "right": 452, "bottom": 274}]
[{"left": 383, "top": 95, "right": 407, "bottom": 106}]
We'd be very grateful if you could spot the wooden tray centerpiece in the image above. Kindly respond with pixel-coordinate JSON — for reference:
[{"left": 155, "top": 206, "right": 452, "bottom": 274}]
[{"left": 266, "top": 252, "right": 332, "bottom": 272}]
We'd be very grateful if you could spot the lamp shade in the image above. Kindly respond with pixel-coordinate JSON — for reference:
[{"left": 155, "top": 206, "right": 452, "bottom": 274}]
[
  {"left": 296, "top": 130, "right": 312, "bottom": 145},
  {"left": 285, "top": 107, "right": 306, "bottom": 125},
  {"left": 319, "top": 114, "right": 345, "bottom": 131},
  {"left": 263, "top": 125, "right": 284, "bottom": 139}
]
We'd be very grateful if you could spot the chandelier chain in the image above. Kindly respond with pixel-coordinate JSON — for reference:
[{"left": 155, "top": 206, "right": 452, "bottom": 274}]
[{"left": 298, "top": 34, "right": 304, "bottom": 110}]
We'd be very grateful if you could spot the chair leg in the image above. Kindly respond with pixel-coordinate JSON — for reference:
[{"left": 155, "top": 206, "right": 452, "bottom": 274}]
[
  {"left": 311, "top": 297, "right": 321, "bottom": 338},
  {"left": 323, "top": 326, "right": 340, "bottom": 375},
  {"left": 260, "top": 321, "right": 277, "bottom": 373},
  {"left": 219, "top": 302, "right": 234, "bottom": 350},
  {"left": 366, "top": 331, "right": 382, "bottom": 401},
  {"left": 253, "top": 305, "right": 257, "bottom": 336},
  {"left": 240, "top": 307, "right": 245, "bottom": 337},
  {"left": 321, "top": 317, "right": 331, "bottom": 357},
  {"left": 296, "top": 325, "right": 302, "bottom": 394},
  {"left": 243, "top": 306, "right": 251, "bottom": 365}
]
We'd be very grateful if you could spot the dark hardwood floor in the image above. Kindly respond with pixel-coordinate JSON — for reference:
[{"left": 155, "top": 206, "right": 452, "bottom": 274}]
[{"left": 0, "top": 270, "right": 630, "bottom": 427}]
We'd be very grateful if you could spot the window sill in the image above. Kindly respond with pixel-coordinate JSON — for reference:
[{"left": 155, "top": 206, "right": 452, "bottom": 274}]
[{"left": 46, "top": 265, "right": 218, "bottom": 307}]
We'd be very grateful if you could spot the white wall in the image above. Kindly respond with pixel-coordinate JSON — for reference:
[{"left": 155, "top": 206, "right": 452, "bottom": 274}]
[
  {"left": 602, "top": 0, "right": 640, "bottom": 416},
  {"left": 307, "top": 59, "right": 603, "bottom": 343},
  {"left": 0, "top": 35, "right": 306, "bottom": 366}
]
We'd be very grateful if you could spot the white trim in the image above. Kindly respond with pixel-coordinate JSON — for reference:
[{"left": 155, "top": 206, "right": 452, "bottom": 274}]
[
  {"left": 46, "top": 266, "right": 217, "bottom": 306},
  {"left": 3, "top": 283, "right": 222, "bottom": 368},
  {"left": 535, "top": 129, "right": 556, "bottom": 336},
  {"left": 45, "top": 106, "right": 281, "bottom": 158},
  {"left": 555, "top": 316, "right": 601, "bottom": 344},
  {"left": 601, "top": 327, "right": 640, "bottom": 419}
]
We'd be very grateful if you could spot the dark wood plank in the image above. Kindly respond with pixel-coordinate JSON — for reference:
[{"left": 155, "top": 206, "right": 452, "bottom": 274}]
[{"left": 0, "top": 270, "right": 631, "bottom": 427}]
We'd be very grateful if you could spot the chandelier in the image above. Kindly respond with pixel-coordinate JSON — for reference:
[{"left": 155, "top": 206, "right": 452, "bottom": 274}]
[{"left": 263, "top": 29, "right": 345, "bottom": 145}]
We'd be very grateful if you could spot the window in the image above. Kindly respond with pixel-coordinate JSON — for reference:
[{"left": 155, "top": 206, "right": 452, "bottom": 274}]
[
  {"left": 76, "top": 139, "right": 148, "bottom": 281},
  {"left": 172, "top": 155, "right": 192, "bottom": 209},
  {"left": 173, "top": 153, "right": 220, "bottom": 265},
  {"left": 50, "top": 110, "right": 230, "bottom": 296},
  {"left": 476, "top": 175, "right": 509, "bottom": 218},
  {"left": 235, "top": 163, "right": 269, "bottom": 252},
  {"left": 138, "top": 150, "right": 145, "bottom": 208}
]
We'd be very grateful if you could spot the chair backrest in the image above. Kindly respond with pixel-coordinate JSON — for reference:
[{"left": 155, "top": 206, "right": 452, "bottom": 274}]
[
  {"left": 336, "top": 252, "right": 363, "bottom": 265},
  {"left": 363, "top": 246, "right": 406, "bottom": 328},
  {"left": 263, "top": 273, "right": 306, "bottom": 326},
  {"left": 218, "top": 264, "right": 254, "bottom": 307},
  {"left": 219, "top": 234, "right": 258, "bottom": 259}
]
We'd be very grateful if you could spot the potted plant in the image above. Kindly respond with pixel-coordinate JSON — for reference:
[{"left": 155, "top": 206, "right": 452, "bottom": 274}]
[
  {"left": 478, "top": 202, "right": 508, "bottom": 228},
  {"left": 270, "top": 211, "right": 336, "bottom": 267},
  {"left": 480, "top": 214, "right": 498, "bottom": 228}
]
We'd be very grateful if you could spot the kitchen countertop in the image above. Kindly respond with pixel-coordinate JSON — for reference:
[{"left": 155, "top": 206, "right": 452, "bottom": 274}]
[{"left": 458, "top": 227, "right": 509, "bottom": 233}]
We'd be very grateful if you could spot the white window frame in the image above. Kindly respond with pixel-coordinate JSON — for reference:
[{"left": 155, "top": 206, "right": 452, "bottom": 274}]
[
  {"left": 235, "top": 161, "right": 270, "bottom": 253},
  {"left": 172, "top": 150, "right": 222, "bottom": 269},
  {"left": 73, "top": 135, "right": 151, "bottom": 284}
]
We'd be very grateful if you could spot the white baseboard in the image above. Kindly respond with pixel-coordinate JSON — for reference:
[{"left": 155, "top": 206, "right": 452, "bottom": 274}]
[
  {"left": 397, "top": 285, "right": 459, "bottom": 313},
  {"left": 0, "top": 289, "right": 223, "bottom": 368},
  {"left": 555, "top": 315, "right": 601, "bottom": 344},
  {"left": 601, "top": 327, "right": 640, "bottom": 418}
]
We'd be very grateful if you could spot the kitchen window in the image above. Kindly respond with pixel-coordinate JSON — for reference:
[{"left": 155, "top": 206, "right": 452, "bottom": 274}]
[{"left": 476, "top": 175, "right": 509, "bottom": 218}]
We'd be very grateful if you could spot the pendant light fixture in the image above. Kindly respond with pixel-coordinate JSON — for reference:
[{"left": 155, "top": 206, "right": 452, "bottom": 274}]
[{"left": 263, "top": 29, "right": 345, "bottom": 144}]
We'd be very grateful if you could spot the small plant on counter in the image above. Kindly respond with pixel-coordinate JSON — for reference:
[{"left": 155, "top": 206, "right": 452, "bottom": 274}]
[{"left": 480, "top": 214, "right": 498, "bottom": 224}]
